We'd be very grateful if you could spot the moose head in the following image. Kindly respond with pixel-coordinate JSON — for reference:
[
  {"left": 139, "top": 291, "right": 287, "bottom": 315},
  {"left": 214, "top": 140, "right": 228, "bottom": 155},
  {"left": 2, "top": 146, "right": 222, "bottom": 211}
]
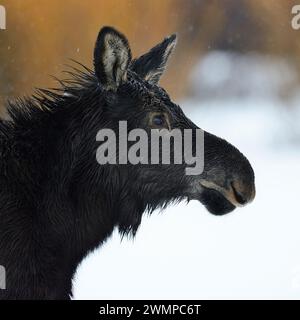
[{"left": 91, "top": 26, "right": 255, "bottom": 233}]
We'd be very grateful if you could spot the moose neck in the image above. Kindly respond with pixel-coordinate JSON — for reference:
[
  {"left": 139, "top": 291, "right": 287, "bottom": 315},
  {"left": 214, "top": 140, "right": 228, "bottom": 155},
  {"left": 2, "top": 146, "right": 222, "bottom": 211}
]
[
  {"left": 7, "top": 92, "right": 134, "bottom": 274},
  {"left": 46, "top": 106, "right": 122, "bottom": 260}
]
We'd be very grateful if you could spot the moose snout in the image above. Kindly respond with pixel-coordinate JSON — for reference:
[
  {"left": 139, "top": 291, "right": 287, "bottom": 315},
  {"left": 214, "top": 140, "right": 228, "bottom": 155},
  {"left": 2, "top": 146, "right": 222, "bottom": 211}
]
[{"left": 198, "top": 131, "right": 256, "bottom": 211}]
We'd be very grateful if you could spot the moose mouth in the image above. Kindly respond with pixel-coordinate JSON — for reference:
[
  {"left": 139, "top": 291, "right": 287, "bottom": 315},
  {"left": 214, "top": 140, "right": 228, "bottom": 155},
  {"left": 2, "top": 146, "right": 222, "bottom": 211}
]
[
  {"left": 197, "top": 179, "right": 250, "bottom": 215},
  {"left": 198, "top": 186, "right": 236, "bottom": 215}
]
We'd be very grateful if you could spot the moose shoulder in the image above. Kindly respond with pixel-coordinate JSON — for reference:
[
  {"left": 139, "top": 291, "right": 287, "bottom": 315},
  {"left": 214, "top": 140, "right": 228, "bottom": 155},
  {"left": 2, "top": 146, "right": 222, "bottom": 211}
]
[{"left": 0, "top": 27, "right": 255, "bottom": 299}]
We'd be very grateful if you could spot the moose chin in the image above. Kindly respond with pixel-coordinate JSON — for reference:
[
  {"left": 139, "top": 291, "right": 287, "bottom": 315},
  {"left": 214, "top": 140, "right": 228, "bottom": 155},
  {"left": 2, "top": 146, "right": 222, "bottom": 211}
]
[{"left": 0, "top": 26, "right": 255, "bottom": 299}]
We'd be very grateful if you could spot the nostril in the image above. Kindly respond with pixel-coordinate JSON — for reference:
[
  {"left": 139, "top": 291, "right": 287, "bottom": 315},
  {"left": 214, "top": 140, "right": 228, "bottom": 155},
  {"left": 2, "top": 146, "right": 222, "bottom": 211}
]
[{"left": 230, "top": 182, "right": 247, "bottom": 205}]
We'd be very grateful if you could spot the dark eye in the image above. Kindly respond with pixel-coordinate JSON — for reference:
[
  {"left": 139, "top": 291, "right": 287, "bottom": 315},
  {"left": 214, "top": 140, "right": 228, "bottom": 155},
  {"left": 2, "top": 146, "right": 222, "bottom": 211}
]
[{"left": 152, "top": 114, "right": 165, "bottom": 126}]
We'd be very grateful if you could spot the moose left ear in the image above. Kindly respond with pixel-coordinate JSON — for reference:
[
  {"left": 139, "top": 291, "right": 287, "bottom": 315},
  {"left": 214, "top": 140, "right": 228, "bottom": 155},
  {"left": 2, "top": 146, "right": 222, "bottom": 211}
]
[
  {"left": 131, "top": 34, "right": 177, "bottom": 84},
  {"left": 94, "top": 26, "right": 132, "bottom": 91}
]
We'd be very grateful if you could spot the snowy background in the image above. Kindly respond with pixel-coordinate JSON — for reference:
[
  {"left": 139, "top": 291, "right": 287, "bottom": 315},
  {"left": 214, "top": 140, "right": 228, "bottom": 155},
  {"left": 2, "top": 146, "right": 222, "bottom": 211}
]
[
  {"left": 73, "top": 52, "right": 300, "bottom": 299},
  {"left": 1, "top": 0, "right": 299, "bottom": 301}
]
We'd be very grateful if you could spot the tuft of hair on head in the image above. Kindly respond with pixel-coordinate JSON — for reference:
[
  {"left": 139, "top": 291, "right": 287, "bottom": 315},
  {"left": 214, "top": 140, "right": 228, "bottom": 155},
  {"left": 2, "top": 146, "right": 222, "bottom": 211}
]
[
  {"left": 131, "top": 33, "right": 177, "bottom": 85},
  {"left": 94, "top": 26, "right": 132, "bottom": 91}
]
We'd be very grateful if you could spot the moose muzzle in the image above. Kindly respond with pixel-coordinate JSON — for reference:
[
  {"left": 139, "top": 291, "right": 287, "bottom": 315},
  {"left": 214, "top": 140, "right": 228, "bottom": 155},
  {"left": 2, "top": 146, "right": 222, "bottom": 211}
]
[{"left": 196, "top": 131, "right": 255, "bottom": 215}]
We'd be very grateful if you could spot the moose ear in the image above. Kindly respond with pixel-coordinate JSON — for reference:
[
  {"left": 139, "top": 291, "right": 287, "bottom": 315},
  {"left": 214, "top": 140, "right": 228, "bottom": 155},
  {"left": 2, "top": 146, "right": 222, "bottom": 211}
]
[
  {"left": 94, "top": 26, "right": 132, "bottom": 91},
  {"left": 131, "top": 34, "right": 177, "bottom": 84}
]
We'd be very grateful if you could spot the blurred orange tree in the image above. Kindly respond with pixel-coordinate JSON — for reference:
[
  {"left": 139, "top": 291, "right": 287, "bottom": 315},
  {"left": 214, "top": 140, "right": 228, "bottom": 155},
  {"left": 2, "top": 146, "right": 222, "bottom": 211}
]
[{"left": 0, "top": 0, "right": 299, "bottom": 111}]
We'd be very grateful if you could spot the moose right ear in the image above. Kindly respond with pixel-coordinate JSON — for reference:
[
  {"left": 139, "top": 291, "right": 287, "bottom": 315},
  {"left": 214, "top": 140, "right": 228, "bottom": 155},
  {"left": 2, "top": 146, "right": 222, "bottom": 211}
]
[
  {"left": 94, "top": 26, "right": 132, "bottom": 91},
  {"left": 130, "top": 34, "right": 177, "bottom": 85}
]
